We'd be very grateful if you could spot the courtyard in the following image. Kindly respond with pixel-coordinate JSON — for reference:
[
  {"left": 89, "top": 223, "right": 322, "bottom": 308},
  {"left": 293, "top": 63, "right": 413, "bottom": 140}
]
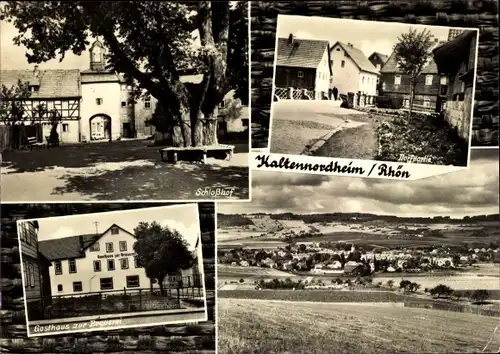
[{"left": 0, "top": 138, "right": 249, "bottom": 201}]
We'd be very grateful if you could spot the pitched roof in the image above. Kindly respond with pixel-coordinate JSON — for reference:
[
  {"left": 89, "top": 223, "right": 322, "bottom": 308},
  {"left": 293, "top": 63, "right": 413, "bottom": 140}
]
[
  {"left": 380, "top": 41, "right": 446, "bottom": 75},
  {"left": 370, "top": 52, "right": 389, "bottom": 64},
  {"left": 276, "top": 37, "right": 329, "bottom": 69},
  {"left": 0, "top": 69, "right": 81, "bottom": 98},
  {"left": 39, "top": 233, "right": 99, "bottom": 261},
  {"left": 332, "top": 42, "right": 380, "bottom": 75},
  {"left": 80, "top": 70, "right": 122, "bottom": 84},
  {"left": 38, "top": 224, "right": 134, "bottom": 261}
]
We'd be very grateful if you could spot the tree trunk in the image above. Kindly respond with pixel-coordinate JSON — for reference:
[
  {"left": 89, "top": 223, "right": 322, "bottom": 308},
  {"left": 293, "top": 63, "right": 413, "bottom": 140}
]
[
  {"left": 408, "top": 80, "right": 416, "bottom": 122},
  {"left": 171, "top": 105, "right": 191, "bottom": 147},
  {"left": 159, "top": 279, "right": 165, "bottom": 296},
  {"left": 203, "top": 106, "right": 219, "bottom": 146}
]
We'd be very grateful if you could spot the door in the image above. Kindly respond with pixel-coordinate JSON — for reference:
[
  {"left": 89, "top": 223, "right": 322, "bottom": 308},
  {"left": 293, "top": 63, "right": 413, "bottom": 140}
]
[{"left": 123, "top": 122, "right": 131, "bottom": 138}]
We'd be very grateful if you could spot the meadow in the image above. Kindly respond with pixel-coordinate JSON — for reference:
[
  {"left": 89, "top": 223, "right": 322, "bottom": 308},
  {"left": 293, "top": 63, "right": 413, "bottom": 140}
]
[{"left": 218, "top": 298, "right": 500, "bottom": 354}]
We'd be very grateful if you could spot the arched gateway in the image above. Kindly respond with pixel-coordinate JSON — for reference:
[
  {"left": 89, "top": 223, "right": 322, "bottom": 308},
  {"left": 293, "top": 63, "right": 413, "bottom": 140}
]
[{"left": 89, "top": 114, "right": 111, "bottom": 141}]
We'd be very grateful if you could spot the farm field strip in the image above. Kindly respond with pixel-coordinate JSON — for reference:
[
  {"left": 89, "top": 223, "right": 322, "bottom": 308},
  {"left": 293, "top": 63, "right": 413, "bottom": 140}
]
[{"left": 218, "top": 298, "right": 500, "bottom": 354}]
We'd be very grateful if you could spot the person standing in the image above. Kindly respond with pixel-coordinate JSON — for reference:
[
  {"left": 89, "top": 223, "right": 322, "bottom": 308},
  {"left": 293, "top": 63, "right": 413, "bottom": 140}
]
[{"left": 333, "top": 86, "right": 339, "bottom": 101}]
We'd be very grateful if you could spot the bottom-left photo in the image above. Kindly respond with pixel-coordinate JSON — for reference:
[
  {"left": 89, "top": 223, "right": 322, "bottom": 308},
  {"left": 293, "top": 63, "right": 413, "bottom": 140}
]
[{"left": 1, "top": 202, "right": 215, "bottom": 352}]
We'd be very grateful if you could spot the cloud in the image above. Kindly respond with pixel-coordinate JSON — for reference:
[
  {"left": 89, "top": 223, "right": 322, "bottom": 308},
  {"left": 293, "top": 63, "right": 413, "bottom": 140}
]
[{"left": 220, "top": 150, "right": 499, "bottom": 217}]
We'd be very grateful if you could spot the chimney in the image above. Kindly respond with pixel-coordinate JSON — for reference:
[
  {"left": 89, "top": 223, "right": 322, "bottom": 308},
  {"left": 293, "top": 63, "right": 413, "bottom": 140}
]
[
  {"left": 79, "top": 236, "right": 84, "bottom": 252},
  {"left": 288, "top": 33, "right": 294, "bottom": 45}
]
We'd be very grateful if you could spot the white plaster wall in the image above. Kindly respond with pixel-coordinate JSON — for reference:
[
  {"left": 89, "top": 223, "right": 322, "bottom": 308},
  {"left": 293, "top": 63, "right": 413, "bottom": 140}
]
[
  {"left": 358, "top": 72, "right": 378, "bottom": 96},
  {"left": 80, "top": 82, "right": 122, "bottom": 141},
  {"left": 330, "top": 44, "right": 360, "bottom": 95},
  {"left": 48, "top": 229, "right": 156, "bottom": 297},
  {"left": 315, "top": 49, "right": 331, "bottom": 94}
]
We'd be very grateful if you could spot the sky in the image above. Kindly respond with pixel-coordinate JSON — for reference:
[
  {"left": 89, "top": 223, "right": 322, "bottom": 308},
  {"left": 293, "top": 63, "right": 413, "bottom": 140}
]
[
  {"left": 276, "top": 14, "right": 457, "bottom": 59},
  {"left": 29, "top": 204, "right": 201, "bottom": 251},
  {"left": 218, "top": 149, "right": 499, "bottom": 218}
]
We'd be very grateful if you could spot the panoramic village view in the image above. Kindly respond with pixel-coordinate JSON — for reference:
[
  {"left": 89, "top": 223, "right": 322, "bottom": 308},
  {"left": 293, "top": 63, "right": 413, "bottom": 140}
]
[
  {"left": 217, "top": 149, "right": 500, "bottom": 354},
  {"left": 270, "top": 16, "right": 476, "bottom": 166}
]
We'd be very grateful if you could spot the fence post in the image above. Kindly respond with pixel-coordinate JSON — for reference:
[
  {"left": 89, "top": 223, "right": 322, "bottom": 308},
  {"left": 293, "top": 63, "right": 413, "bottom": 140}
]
[
  {"left": 177, "top": 287, "right": 181, "bottom": 307},
  {"left": 124, "top": 287, "right": 126, "bottom": 296},
  {"left": 139, "top": 289, "right": 142, "bottom": 310},
  {"left": 288, "top": 87, "right": 293, "bottom": 99}
]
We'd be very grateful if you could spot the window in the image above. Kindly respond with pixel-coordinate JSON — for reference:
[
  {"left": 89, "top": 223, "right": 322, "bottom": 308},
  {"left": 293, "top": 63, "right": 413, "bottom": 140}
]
[
  {"left": 29, "top": 264, "right": 35, "bottom": 288},
  {"left": 100, "top": 277, "right": 113, "bottom": 290},
  {"left": 69, "top": 259, "right": 77, "bottom": 273},
  {"left": 106, "top": 242, "right": 114, "bottom": 253},
  {"left": 460, "top": 81, "right": 465, "bottom": 92},
  {"left": 96, "top": 98, "right": 103, "bottom": 105},
  {"left": 120, "top": 258, "right": 129, "bottom": 270},
  {"left": 144, "top": 96, "right": 151, "bottom": 109},
  {"left": 134, "top": 256, "right": 140, "bottom": 268},
  {"left": 73, "top": 281, "right": 83, "bottom": 292},
  {"left": 127, "top": 85, "right": 132, "bottom": 91},
  {"left": 341, "top": 60, "right": 345, "bottom": 68},
  {"left": 297, "top": 70, "right": 304, "bottom": 78},
  {"left": 425, "top": 75, "right": 433, "bottom": 86},
  {"left": 55, "top": 261, "right": 62, "bottom": 275},
  {"left": 107, "top": 259, "right": 115, "bottom": 271},
  {"left": 121, "top": 85, "right": 127, "bottom": 91},
  {"left": 126, "top": 275, "right": 140, "bottom": 288},
  {"left": 376, "top": 64, "right": 381, "bottom": 70},
  {"left": 62, "top": 124, "right": 69, "bottom": 132},
  {"left": 119, "top": 241, "right": 127, "bottom": 251},
  {"left": 94, "top": 260, "right": 101, "bottom": 272},
  {"left": 440, "top": 76, "right": 447, "bottom": 85},
  {"left": 121, "top": 101, "right": 126, "bottom": 107},
  {"left": 111, "top": 227, "right": 119, "bottom": 235},
  {"left": 336, "top": 48, "right": 341, "bottom": 51},
  {"left": 31, "top": 85, "right": 39, "bottom": 92},
  {"left": 57, "top": 284, "right": 63, "bottom": 292},
  {"left": 362, "top": 76, "right": 365, "bottom": 84},
  {"left": 90, "top": 242, "right": 100, "bottom": 252},
  {"left": 394, "top": 75, "right": 401, "bottom": 85},
  {"left": 23, "top": 261, "right": 28, "bottom": 288}
]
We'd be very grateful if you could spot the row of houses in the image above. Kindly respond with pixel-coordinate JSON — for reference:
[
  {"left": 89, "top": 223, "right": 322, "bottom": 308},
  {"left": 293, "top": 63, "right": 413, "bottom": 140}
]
[
  {"left": 1, "top": 39, "right": 248, "bottom": 145},
  {"left": 275, "top": 29, "right": 477, "bottom": 139}
]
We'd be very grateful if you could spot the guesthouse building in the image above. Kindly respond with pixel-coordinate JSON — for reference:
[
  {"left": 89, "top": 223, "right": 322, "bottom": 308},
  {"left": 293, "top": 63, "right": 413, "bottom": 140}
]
[
  {"left": 38, "top": 224, "right": 202, "bottom": 296},
  {"left": 274, "top": 34, "right": 331, "bottom": 99}
]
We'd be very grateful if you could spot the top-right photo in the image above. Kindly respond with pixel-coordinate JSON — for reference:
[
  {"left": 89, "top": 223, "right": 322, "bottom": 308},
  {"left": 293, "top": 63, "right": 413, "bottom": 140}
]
[{"left": 269, "top": 15, "right": 480, "bottom": 167}]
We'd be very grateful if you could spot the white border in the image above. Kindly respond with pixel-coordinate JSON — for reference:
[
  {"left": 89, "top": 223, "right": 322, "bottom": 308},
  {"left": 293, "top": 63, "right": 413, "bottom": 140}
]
[
  {"left": 247, "top": 0, "right": 253, "bottom": 204},
  {"left": 266, "top": 15, "right": 481, "bottom": 174},
  {"left": 17, "top": 203, "right": 209, "bottom": 337},
  {"left": 214, "top": 202, "right": 219, "bottom": 354}
]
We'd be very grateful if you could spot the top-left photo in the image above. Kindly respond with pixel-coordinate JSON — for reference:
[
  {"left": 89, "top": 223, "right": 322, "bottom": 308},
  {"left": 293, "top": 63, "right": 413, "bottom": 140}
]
[{"left": 0, "top": 1, "right": 250, "bottom": 202}]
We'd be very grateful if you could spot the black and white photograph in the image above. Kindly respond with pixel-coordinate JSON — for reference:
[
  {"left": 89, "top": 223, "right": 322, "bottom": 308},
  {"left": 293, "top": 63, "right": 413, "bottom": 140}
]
[
  {"left": 0, "top": 1, "right": 250, "bottom": 202},
  {"left": 18, "top": 203, "right": 208, "bottom": 337},
  {"left": 217, "top": 148, "right": 500, "bottom": 354},
  {"left": 269, "top": 15, "right": 479, "bottom": 168}
]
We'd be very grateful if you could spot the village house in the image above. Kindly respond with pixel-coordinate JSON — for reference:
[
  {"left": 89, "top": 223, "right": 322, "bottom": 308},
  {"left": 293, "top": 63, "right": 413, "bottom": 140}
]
[
  {"left": 329, "top": 41, "right": 380, "bottom": 96},
  {"left": 379, "top": 38, "right": 446, "bottom": 112},
  {"left": 432, "top": 30, "right": 478, "bottom": 141},
  {"left": 274, "top": 34, "right": 331, "bottom": 99},
  {"left": 38, "top": 224, "right": 201, "bottom": 297},
  {"left": 19, "top": 220, "right": 53, "bottom": 318},
  {"left": 368, "top": 52, "right": 389, "bottom": 73}
]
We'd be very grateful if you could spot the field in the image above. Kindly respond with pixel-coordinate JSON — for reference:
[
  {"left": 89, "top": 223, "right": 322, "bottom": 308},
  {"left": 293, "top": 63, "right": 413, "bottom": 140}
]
[
  {"left": 218, "top": 298, "right": 500, "bottom": 354},
  {"left": 218, "top": 289, "right": 407, "bottom": 303},
  {"left": 218, "top": 265, "right": 295, "bottom": 279}
]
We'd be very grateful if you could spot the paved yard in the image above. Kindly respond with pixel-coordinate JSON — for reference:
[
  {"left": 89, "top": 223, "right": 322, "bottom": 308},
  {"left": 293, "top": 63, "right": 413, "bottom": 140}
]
[
  {"left": 270, "top": 101, "right": 377, "bottom": 157},
  {"left": 1, "top": 139, "right": 249, "bottom": 201}
]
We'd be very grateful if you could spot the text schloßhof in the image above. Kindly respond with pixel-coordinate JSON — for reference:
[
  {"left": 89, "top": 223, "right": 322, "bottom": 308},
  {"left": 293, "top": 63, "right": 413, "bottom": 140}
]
[{"left": 254, "top": 155, "right": 411, "bottom": 179}]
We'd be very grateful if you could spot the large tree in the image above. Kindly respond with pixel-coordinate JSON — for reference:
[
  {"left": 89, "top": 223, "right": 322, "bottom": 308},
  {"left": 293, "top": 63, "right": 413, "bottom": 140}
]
[
  {"left": 0, "top": 79, "right": 31, "bottom": 125},
  {"left": 1, "top": 1, "right": 248, "bottom": 147},
  {"left": 133, "top": 221, "right": 195, "bottom": 295},
  {"left": 393, "top": 28, "right": 434, "bottom": 121}
]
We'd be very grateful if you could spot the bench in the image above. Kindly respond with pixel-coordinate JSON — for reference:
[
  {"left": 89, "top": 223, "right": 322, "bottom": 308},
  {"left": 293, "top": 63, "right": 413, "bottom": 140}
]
[
  {"left": 27, "top": 136, "right": 47, "bottom": 150},
  {"left": 45, "top": 136, "right": 60, "bottom": 148},
  {"left": 159, "top": 144, "right": 235, "bottom": 164}
]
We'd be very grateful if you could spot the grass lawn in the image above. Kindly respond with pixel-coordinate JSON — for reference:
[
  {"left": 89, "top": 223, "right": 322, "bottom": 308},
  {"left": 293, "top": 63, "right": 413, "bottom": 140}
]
[
  {"left": 218, "top": 298, "right": 500, "bottom": 354},
  {"left": 1, "top": 139, "right": 249, "bottom": 201}
]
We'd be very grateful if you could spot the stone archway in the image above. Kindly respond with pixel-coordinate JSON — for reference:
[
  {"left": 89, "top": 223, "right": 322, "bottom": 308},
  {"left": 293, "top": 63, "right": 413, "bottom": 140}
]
[{"left": 89, "top": 114, "right": 112, "bottom": 141}]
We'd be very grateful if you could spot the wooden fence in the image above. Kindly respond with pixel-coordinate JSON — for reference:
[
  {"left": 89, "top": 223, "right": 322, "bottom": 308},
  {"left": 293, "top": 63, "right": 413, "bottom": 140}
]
[
  {"left": 0, "top": 124, "right": 43, "bottom": 151},
  {"left": 274, "top": 87, "right": 330, "bottom": 101}
]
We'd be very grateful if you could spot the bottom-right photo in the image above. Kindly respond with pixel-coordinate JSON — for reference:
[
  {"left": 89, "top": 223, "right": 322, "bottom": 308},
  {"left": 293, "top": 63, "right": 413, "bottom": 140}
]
[{"left": 217, "top": 148, "right": 500, "bottom": 354}]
